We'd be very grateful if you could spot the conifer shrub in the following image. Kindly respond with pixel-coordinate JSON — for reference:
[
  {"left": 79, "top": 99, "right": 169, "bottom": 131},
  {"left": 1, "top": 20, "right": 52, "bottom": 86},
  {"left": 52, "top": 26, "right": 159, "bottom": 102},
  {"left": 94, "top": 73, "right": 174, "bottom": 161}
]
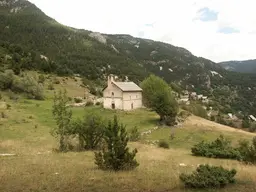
[
  {"left": 129, "top": 126, "right": 140, "bottom": 141},
  {"left": 191, "top": 135, "right": 241, "bottom": 160},
  {"left": 180, "top": 164, "right": 237, "bottom": 189},
  {"left": 95, "top": 116, "right": 139, "bottom": 171}
]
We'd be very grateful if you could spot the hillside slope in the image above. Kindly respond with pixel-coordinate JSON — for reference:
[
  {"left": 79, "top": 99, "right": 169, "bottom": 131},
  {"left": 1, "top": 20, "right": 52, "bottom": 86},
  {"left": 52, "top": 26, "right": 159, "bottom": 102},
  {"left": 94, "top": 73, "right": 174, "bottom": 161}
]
[
  {"left": 0, "top": 0, "right": 256, "bottom": 115},
  {"left": 184, "top": 115, "right": 256, "bottom": 136},
  {"left": 220, "top": 60, "right": 256, "bottom": 74},
  {"left": 1, "top": 86, "right": 256, "bottom": 191}
]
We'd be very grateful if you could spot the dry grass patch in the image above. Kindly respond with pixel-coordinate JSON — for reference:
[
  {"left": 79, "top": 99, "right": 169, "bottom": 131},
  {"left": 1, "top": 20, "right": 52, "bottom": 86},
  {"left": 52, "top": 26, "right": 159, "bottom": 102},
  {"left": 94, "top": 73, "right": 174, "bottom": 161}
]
[
  {"left": 44, "top": 76, "right": 87, "bottom": 98},
  {"left": 185, "top": 116, "right": 256, "bottom": 136},
  {"left": 1, "top": 143, "right": 256, "bottom": 192}
]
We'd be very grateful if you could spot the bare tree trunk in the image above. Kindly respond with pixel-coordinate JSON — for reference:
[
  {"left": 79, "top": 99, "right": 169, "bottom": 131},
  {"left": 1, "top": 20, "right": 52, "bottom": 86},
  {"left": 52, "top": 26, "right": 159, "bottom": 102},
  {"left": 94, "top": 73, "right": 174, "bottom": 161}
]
[
  {"left": 59, "top": 134, "right": 65, "bottom": 152},
  {"left": 78, "top": 134, "right": 84, "bottom": 151}
]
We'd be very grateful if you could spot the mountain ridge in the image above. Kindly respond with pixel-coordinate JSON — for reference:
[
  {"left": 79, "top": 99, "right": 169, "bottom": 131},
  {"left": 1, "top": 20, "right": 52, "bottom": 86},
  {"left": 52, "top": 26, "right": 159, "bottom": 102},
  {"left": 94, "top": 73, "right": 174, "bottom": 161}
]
[
  {"left": 219, "top": 59, "right": 256, "bottom": 74},
  {"left": 1, "top": 0, "right": 256, "bottom": 116}
]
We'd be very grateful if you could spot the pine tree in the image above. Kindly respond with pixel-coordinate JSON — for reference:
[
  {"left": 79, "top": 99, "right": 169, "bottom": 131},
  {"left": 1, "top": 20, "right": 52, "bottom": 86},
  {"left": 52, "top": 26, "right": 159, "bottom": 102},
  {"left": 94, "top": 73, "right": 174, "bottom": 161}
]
[{"left": 95, "top": 116, "right": 139, "bottom": 171}]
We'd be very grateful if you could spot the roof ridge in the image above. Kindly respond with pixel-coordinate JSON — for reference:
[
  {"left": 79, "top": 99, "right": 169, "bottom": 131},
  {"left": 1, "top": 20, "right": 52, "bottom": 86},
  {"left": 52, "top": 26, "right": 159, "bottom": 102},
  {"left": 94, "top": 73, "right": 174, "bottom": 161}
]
[{"left": 112, "top": 81, "right": 142, "bottom": 92}]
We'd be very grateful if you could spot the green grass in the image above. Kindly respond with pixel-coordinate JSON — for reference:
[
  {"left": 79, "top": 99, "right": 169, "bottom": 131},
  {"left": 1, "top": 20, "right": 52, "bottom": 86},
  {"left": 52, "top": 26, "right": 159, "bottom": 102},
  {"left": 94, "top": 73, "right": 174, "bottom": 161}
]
[
  {"left": 144, "top": 126, "right": 253, "bottom": 149},
  {"left": 1, "top": 85, "right": 256, "bottom": 192},
  {"left": 14, "top": 98, "right": 158, "bottom": 132}
]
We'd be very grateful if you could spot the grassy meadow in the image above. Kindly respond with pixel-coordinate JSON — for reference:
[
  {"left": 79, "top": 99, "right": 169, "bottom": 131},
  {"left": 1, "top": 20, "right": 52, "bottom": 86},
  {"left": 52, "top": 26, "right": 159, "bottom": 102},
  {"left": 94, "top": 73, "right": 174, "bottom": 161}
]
[{"left": 1, "top": 77, "right": 256, "bottom": 192}]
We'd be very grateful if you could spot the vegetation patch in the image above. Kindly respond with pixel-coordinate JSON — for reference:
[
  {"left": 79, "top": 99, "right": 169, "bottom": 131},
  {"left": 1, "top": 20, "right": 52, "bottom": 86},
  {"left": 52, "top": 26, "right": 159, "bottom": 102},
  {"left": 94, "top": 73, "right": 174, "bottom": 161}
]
[
  {"left": 129, "top": 126, "right": 140, "bottom": 142},
  {"left": 238, "top": 137, "right": 256, "bottom": 164},
  {"left": 140, "top": 74, "right": 178, "bottom": 126},
  {"left": 158, "top": 140, "right": 170, "bottom": 149},
  {"left": 192, "top": 135, "right": 256, "bottom": 164},
  {"left": 95, "top": 116, "right": 139, "bottom": 171},
  {"left": 0, "top": 70, "right": 44, "bottom": 100},
  {"left": 191, "top": 135, "right": 241, "bottom": 160},
  {"left": 70, "top": 113, "right": 105, "bottom": 150},
  {"left": 180, "top": 164, "right": 237, "bottom": 189}
]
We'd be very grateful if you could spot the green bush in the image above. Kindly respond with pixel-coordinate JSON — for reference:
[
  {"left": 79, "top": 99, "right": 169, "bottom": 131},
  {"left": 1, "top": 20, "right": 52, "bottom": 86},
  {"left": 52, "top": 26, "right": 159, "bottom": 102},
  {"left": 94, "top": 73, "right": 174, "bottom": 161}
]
[
  {"left": 89, "top": 86, "right": 97, "bottom": 95},
  {"left": 140, "top": 75, "right": 178, "bottom": 125},
  {"left": 70, "top": 113, "right": 105, "bottom": 150},
  {"left": 178, "top": 110, "right": 191, "bottom": 120},
  {"left": 0, "top": 70, "right": 15, "bottom": 90},
  {"left": 129, "top": 126, "right": 140, "bottom": 141},
  {"left": 52, "top": 89, "right": 72, "bottom": 152},
  {"left": 8, "top": 92, "right": 19, "bottom": 100},
  {"left": 182, "top": 103, "right": 208, "bottom": 119},
  {"left": 48, "top": 83, "right": 54, "bottom": 90},
  {"left": 82, "top": 78, "right": 98, "bottom": 95},
  {"left": 95, "top": 101, "right": 101, "bottom": 106},
  {"left": 38, "top": 74, "right": 45, "bottom": 84},
  {"left": 249, "top": 124, "right": 256, "bottom": 133},
  {"left": 237, "top": 137, "right": 256, "bottom": 164},
  {"left": 85, "top": 101, "right": 94, "bottom": 106},
  {"left": 158, "top": 140, "right": 170, "bottom": 149},
  {"left": 180, "top": 164, "right": 237, "bottom": 189},
  {"left": 242, "top": 119, "right": 250, "bottom": 128},
  {"left": 12, "top": 73, "right": 44, "bottom": 100},
  {"left": 191, "top": 135, "right": 241, "bottom": 160},
  {"left": 74, "top": 97, "right": 83, "bottom": 103}
]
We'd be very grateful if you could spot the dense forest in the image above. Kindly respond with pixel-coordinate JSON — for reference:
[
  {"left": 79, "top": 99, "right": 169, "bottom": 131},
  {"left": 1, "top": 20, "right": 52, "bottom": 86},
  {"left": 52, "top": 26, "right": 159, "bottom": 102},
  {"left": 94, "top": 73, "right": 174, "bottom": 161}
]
[
  {"left": 0, "top": 0, "right": 256, "bottom": 116},
  {"left": 220, "top": 60, "right": 256, "bottom": 74}
]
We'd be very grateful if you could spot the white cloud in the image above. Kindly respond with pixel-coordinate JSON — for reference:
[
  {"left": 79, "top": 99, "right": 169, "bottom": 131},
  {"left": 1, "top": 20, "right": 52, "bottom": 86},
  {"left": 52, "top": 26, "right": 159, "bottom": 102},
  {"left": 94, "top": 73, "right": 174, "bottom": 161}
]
[{"left": 28, "top": 0, "right": 256, "bottom": 62}]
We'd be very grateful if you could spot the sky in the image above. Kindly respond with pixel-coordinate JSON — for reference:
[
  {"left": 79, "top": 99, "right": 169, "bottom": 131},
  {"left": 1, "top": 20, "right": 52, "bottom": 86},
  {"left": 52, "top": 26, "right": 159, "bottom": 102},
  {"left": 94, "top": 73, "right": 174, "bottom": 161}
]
[{"left": 28, "top": 0, "right": 256, "bottom": 62}]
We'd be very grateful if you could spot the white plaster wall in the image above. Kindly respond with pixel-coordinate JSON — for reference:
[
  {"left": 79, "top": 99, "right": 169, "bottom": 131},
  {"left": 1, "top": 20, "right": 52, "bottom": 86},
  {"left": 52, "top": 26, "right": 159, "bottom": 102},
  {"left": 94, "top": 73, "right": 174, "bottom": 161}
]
[
  {"left": 122, "top": 92, "right": 142, "bottom": 110},
  {"left": 103, "top": 83, "right": 123, "bottom": 109},
  {"left": 103, "top": 83, "right": 123, "bottom": 98},
  {"left": 103, "top": 97, "right": 123, "bottom": 110}
]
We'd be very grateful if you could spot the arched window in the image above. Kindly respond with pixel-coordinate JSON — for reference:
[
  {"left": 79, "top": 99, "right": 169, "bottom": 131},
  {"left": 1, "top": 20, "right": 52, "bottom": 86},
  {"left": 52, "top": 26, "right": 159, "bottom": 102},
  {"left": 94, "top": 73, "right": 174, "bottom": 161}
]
[{"left": 112, "top": 92, "right": 114, "bottom": 96}]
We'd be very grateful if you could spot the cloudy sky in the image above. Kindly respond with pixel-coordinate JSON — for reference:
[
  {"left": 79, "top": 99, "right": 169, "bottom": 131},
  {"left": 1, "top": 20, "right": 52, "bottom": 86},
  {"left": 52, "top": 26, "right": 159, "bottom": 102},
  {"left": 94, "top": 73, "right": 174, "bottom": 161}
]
[{"left": 28, "top": 0, "right": 256, "bottom": 62}]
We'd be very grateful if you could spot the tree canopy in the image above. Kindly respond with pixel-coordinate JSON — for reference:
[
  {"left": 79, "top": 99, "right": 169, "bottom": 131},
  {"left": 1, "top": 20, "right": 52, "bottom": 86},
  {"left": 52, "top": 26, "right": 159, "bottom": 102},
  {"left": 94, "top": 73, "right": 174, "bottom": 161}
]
[{"left": 140, "top": 75, "right": 178, "bottom": 125}]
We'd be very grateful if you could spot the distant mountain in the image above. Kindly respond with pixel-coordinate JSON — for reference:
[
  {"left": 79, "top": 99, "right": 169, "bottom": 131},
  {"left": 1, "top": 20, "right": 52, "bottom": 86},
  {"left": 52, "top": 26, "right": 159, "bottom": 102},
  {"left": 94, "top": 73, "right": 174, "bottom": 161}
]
[
  {"left": 219, "top": 60, "right": 256, "bottom": 74},
  {"left": 1, "top": 0, "right": 256, "bottom": 116}
]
